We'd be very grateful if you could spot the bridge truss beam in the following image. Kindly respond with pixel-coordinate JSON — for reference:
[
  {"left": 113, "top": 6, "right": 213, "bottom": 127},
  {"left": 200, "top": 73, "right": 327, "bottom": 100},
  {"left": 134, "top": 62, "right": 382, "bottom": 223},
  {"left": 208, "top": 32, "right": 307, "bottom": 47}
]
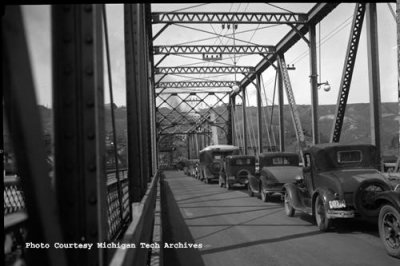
[
  {"left": 153, "top": 45, "right": 276, "bottom": 55},
  {"left": 331, "top": 3, "right": 366, "bottom": 143},
  {"left": 155, "top": 66, "right": 255, "bottom": 75},
  {"left": 151, "top": 12, "right": 308, "bottom": 24},
  {"left": 156, "top": 81, "right": 238, "bottom": 88},
  {"left": 239, "top": 3, "right": 338, "bottom": 89}
]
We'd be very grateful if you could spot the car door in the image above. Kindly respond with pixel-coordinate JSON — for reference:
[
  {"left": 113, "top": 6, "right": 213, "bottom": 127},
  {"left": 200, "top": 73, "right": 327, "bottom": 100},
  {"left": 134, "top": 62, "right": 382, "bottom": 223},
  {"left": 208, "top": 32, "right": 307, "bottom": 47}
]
[{"left": 301, "top": 153, "right": 314, "bottom": 209}]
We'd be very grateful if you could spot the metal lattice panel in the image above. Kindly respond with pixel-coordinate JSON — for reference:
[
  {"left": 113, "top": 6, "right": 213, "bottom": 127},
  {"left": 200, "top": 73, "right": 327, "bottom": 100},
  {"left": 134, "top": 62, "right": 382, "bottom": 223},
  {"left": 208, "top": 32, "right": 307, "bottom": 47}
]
[
  {"left": 156, "top": 81, "right": 238, "bottom": 88},
  {"left": 153, "top": 45, "right": 275, "bottom": 54},
  {"left": 152, "top": 12, "right": 307, "bottom": 24},
  {"left": 4, "top": 178, "right": 25, "bottom": 215},
  {"left": 278, "top": 56, "right": 305, "bottom": 148},
  {"left": 155, "top": 66, "right": 255, "bottom": 74},
  {"left": 331, "top": 3, "right": 366, "bottom": 143},
  {"left": 156, "top": 92, "right": 230, "bottom": 136}
]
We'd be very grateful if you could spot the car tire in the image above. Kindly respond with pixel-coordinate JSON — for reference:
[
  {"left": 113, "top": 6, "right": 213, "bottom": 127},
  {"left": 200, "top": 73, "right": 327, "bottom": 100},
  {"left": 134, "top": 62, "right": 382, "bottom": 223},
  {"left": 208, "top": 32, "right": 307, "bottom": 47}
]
[
  {"left": 284, "top": 191, "right": 295, "bottom": 217},
  {"left": 378, "top": 204, "right": 400, "bottom": 258},
  {"left": 261, "top": 191, "right": 269, "bottom": 202},
  {"left": 248, "top": 184, "right": 254, "bottom": 197},
  {"left": 314, "top": 195, "right": 331, "bottom": 232}
]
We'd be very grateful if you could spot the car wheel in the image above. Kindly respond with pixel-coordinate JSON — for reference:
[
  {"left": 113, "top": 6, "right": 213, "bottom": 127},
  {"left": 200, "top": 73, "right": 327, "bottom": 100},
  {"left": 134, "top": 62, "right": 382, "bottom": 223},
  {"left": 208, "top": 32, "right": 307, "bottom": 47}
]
[
  {"left": 284, "top": 191, "right": 295, "bottom": 217},
  {"left": 314, "top": 195, "right": 331, "bottom": 232},
  {"left": 379, "top": 204, "right": 400, "bottom": 258},
  {"left": 248, "top": 184, "right": 254, "bottom": 197}
]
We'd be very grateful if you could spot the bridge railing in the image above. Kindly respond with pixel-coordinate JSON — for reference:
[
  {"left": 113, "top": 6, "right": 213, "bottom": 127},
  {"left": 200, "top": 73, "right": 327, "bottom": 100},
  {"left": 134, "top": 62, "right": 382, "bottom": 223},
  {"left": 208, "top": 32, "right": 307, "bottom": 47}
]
[{"left": 106, "top": 168, "right": 131, "bottom": 240}]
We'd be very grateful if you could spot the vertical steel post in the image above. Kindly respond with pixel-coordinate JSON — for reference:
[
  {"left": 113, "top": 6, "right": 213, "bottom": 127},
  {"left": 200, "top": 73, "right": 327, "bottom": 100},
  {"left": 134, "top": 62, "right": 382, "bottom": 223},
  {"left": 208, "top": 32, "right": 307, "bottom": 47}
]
[
  {"left": 366, "top": 3, "right": 382, "bottom": 167},
  {"left": 4, "top": 6, "right": 67, "bottom": 266},
  {"left": 397, "top": 0, "right": 400, "bottom": 155},
  {"left": 242, "top": 87, "right": 248, "bottom": 155},
  {"left": 278, "top": 65, "right": 285, "bottom": 151},
  {"left": 227, "top": 97, "right": 233, "bottom": 145},
  {"left": 309, "top": 24, "right": 319, "bottom": 144},
  {"left": 52, "top": 5, "right": 106, "bottom": 265},
  {"left": 124, "top": 4, "right": 143, "bottom": 202},
  {"left": 256, "top": 73, "right": 263, "bottom": 154},
  {"left": 231, "top": 95, "right": 236, "bottom": 146}
]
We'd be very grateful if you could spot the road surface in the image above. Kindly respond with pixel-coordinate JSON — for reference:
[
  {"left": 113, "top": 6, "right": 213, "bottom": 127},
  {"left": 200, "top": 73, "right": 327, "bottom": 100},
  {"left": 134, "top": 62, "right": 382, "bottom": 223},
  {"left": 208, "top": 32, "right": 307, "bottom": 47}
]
[{"left": 161, "top": 170, "right": 399, "bottom": 266}]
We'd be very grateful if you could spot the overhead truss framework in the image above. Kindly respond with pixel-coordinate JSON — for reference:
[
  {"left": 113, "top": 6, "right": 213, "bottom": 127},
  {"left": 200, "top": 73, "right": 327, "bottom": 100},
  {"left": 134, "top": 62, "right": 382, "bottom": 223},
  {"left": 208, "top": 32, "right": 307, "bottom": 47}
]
[
  {"left": 155, "top": 66, "right": 255, "bottom": 74},
  {"left": 156, "top": 92, "right": 230, "bottom": 136},
  {"left": 156, "top": 81, "right": 239, "bottom": 88},
  {"left": 152, "top": 12, "right": 308, "bottom": 24},
  {"left": 153, "top": 45, "right": 276, "bottom": 55}
]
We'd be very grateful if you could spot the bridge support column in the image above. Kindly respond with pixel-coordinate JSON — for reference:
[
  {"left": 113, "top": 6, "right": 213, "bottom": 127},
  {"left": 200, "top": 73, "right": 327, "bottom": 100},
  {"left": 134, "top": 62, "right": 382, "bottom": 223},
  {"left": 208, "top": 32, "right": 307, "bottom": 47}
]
[
  {"left": 309, "top": 24, "right": 319, "bottom": 144},
  {"left": 256, "top": 73, "right": 263, "bottom": 154},
  {"left": 366, "top": 3, "right": 382, "bottom": 167},
  {"left": 242, "top": 87, "right": 248, "bottom": 155},
  {"left": 52, "top": 5, "right": 107, "bottom": 265},
  {"left": 278, "top": 65, "right": 285, "bottom": 152}
]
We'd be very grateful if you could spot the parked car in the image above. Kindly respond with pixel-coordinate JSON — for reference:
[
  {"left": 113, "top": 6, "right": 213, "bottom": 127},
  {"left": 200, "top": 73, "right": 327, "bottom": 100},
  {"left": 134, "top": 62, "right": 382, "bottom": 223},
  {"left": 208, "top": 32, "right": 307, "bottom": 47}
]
[
  {"left": 219, "top": 155, "right": 255, "bottom": 189},
  {"left": 374, "top": 189, "right": 400, "bottom": 258},
  {"left": 199, "top": 145, "right": 240, "bottom": 183},
  {"left": 283, "top": 143, "right": 391, "bottom": 232},
  {"left": 248, "top": 152, "right": 301, "bottom": 202}
]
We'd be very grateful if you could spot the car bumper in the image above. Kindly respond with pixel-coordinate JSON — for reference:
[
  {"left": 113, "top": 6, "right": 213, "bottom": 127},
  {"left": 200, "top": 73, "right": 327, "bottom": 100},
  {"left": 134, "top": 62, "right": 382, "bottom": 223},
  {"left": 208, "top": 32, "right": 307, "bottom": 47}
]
[
  {"left": 227, "top": 176, "right": 248, "bottom": 185},
  {"left": 326, "top": 209, "right": 355, "bottom": 219}
]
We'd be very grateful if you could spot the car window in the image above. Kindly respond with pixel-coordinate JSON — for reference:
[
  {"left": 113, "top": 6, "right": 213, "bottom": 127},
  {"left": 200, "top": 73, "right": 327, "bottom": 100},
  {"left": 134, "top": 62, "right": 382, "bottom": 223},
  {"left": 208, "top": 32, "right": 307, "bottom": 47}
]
[
  {"left": 304, "top": 154, "right": 311, "bottom": 168},
  {"left": 337, "top": 150, "right": 362, "bottom": 163},
  {"left": 235, "top": 158, "right": 252, "bottom": 165}
]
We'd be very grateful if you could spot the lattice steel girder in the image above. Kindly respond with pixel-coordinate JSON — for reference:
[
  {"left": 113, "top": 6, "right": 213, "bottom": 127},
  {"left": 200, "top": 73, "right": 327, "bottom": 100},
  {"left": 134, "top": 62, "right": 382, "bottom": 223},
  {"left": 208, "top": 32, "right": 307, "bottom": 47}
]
[
  {"left": 239, "top": 3, "right": 338, "bottom": 89},
  {"left": 151, "top": 12, "right": 308, "bottom": 24},
  {"left": 156, "top": 80, "right": 239, "bottom": 88},
  {"left": 331, "top": 3, "right": 366, "bottom": 143},
  {"left": 153, "top": 45, "right": 276, "bottom": 54},
  {"left": 155, "top": 66, "right": 255, "bottom": 74}
]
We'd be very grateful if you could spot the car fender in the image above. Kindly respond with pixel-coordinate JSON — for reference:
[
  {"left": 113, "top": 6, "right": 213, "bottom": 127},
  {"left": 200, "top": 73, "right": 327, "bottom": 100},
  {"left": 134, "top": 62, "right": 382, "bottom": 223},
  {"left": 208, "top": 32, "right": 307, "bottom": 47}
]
[
  {"left": 374, "top": 191, "right": 400, "bottom": 212},
  {"left": 312, "top": 188, "right": 335, "bottom": 215},
  {"left": 283, "top": 183, "right": 303, "bottom": 210}
]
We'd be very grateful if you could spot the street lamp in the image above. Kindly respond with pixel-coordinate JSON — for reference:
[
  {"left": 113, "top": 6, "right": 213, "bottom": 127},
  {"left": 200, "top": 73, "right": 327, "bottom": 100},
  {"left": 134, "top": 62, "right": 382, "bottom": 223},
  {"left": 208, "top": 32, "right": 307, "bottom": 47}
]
[{"left": 317, "top": 81, "right": 331, "bottom": 92}]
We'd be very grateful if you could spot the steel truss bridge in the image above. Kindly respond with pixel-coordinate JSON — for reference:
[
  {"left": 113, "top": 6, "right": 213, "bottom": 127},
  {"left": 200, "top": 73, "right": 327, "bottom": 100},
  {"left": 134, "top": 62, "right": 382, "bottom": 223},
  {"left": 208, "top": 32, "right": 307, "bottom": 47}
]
[{"left": 3, "top": 3, "right": 399, "bottom": 266}]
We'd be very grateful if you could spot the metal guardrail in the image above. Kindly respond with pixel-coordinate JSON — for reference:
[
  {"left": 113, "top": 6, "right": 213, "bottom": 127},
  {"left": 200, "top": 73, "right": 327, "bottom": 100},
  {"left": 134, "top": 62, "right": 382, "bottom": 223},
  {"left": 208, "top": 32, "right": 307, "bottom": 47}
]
[
  {"left": 110, "top": 170, "right": 160, "bottom": 266},
  {"left": 107, "top": 168, "right": 131, "bottom": 240},
  {"left": 4, "top": 175, "right": 26, "bottom": 215}
]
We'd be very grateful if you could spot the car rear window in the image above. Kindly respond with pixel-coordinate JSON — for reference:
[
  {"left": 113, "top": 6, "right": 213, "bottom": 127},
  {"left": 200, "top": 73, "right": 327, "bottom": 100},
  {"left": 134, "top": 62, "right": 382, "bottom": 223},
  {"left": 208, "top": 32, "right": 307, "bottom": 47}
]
[
  {"left": 337, "top": 150, "right": 362, "bottom": 163},
  {"left": 235, "top": 158, "right": 252, "bottom": 165},
  {"left": 272, "top": 157, "right": 291, "bottom": 165}
]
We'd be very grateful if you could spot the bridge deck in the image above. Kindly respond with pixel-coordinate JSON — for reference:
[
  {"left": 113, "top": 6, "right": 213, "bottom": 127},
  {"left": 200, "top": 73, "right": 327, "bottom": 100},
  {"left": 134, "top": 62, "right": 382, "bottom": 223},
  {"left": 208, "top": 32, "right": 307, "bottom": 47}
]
[{"left": 161, "top": 170, "right": 398, "bottom": 266}]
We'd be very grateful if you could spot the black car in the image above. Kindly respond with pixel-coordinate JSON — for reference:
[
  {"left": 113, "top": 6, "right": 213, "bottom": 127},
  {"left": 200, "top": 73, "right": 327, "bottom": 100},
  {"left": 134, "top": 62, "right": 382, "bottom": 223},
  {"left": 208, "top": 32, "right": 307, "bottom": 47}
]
[
  {"left": 283, "top": 144, "right": 391, "bottom": 232},
  {"left": 374, "top": 189, "right": 400, "bottom": 258}
]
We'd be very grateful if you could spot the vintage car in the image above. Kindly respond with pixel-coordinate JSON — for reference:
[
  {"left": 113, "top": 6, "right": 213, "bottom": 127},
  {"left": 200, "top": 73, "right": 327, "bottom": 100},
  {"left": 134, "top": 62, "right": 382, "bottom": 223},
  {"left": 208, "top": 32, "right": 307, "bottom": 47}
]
[
  {"left": 374, "top": 189, "right": 400, "bottom": 258},
  {"left": 248, "top": 152, "right": 302, "bottom": 202},
  {"left": 199, "top": 145, "right": 240, "bottom": 183},
  {"left": 283, "top": 143, "right": 392, "bottom": 232},
  {"left": 219, "top": 155, "right": 256, "bottom": 189}
]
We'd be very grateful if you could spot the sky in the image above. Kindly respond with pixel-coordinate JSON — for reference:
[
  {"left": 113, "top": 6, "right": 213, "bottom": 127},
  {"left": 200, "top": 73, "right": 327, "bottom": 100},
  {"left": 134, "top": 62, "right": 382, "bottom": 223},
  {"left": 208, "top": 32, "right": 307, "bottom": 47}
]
[{"left": 20, "top": 3, "right": 398, "bottom": 108}]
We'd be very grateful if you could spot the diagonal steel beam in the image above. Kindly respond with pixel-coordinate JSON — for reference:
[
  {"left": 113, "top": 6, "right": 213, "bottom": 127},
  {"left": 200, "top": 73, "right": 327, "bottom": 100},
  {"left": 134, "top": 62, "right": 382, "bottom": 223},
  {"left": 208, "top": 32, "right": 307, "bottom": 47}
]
[
  {"left": 330, "top": 3, "right": 366, "bottom": 143},
  {"left": 239, "top": 3, "right": 338, "bottom": 89}
]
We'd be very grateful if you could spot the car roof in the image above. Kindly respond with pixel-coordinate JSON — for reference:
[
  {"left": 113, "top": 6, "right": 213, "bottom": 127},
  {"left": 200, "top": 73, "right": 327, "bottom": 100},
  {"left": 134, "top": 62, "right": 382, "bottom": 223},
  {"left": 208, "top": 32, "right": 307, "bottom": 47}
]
[
  {"left": 226, "top": 155, "right": 255, "bottom": 159},
  {"left": 200, "top": 145, "right": 240, "bottom": 153},
  {"left": 259, "top": 152, "right": 299, "bottom": 158},
  {"left": 304, "top": 143, "right": 376, "bottom": 154}
]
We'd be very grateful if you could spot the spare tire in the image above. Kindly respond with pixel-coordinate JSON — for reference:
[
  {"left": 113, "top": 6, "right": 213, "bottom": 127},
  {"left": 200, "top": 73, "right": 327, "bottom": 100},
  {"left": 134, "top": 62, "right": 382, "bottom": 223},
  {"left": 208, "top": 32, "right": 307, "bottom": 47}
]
[{"left": 354, "top": 179, "right": 391, "bottom": 217}]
